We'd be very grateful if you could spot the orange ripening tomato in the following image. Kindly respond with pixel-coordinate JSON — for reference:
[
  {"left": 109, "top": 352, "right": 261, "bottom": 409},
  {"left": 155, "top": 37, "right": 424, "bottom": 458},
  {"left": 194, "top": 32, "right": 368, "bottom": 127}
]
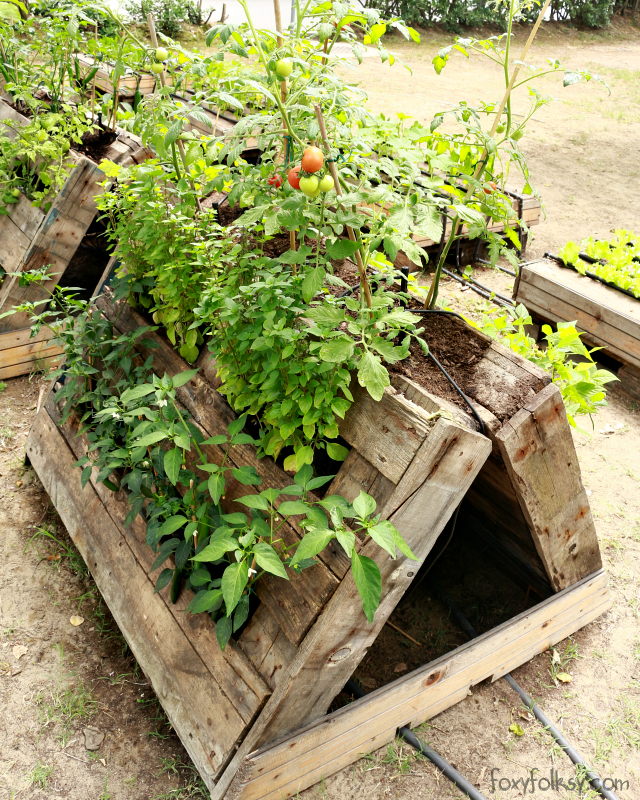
[{"left": 301, "top": 146, "right": 324, "bottom": 174}]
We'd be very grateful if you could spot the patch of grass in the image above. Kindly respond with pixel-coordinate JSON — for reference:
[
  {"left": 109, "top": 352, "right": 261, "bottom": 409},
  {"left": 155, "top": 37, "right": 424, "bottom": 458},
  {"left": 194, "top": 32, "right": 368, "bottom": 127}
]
[
  {"left": 0, "top": 381, "right": 6, "bottom": 392},
  {"left": 27, "top": 761, "right": 54, "bottom": 790},
  {"left": 25, "top": 524, "right": 89, "bottom": 577},
  {"left": 36, "top": 643, "right": 96, "bottom": 746},
  {"left": 589, "top": 696, "right": 640, "bottom": 764},
  {"left": 100, "top": 773, "right": 112, "bottom": 800},
  {"left": 0, "top": 425, "right": 15, "bottom": 447},
  {"left": 151, "top": 759, "right": 210, "bottom": 799},
  {"left": 548, "top": 638, "right": 581, "bottom": 683}
]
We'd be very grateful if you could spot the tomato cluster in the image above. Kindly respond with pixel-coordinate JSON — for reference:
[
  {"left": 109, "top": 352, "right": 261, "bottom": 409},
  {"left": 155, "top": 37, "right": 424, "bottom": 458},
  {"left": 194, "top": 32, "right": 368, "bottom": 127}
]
[{"left": 285, "top": 146, "right": 334, "bottom": 199}]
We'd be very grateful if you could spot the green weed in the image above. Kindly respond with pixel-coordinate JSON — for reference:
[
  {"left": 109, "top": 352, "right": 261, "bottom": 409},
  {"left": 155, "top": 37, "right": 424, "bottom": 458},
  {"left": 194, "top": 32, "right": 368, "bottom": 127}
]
[{"left": 27, "top": 761, "right": 54, "bottom": 790}]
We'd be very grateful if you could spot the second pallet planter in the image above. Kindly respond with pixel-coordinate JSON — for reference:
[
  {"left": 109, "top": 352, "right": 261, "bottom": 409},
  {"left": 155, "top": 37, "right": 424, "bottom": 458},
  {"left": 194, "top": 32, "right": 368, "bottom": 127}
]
[
  {"left": 0, "top": 96, "right": 152, "bottom": 377},
  {"left": 25, "top": 288, "right": 608, "bottom": 798},
  {"left": 514, "top": 256, "right": 640, "bottom": 398}
]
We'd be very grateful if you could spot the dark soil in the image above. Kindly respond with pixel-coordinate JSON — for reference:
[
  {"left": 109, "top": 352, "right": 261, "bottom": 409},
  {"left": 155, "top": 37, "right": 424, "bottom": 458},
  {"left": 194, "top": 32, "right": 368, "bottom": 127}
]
[
  {"left": 389, "top": 312, "right": 491, "bottom": 412},
  {"left": 73, "top": 126, "right": 118, "bottom": 163},
  {"left": 330, "top": 521, "right": 533, "bottom": 707}
]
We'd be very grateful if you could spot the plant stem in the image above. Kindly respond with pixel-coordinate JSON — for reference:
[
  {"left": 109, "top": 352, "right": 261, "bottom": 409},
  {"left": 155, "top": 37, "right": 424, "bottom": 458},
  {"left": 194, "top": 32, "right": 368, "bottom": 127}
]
[
  {"left": 424, "top": 0, "right": 552, "bottom": 309},
  {"left": 314, "top": 104, "right": 372, "bottom": 307}
]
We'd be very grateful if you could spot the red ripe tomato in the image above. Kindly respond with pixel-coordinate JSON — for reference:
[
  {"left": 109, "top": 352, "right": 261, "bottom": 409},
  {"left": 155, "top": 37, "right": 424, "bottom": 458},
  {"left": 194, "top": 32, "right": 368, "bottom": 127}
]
[
  {"left": 483, "top": 181, "right": 498, "bottom": 195},
  {"left": 301, "top": 146, "right": 324, "bottom": 174},
  {"left": 268, "top": 173, "right": 283, "bottom": 188},
  {"left": 287, "top": 165, "right": 302, "bottom": 189}
]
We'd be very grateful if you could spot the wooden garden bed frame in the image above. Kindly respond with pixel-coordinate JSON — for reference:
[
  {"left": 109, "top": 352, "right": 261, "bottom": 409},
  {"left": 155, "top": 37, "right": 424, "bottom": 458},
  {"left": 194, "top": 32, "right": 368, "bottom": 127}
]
[
  {"left": 514, "top": 256, "right": 640, "bottom": 397},
  {"left": 0, "top": 96, "right": 152, "bottom": 377},
  {"left": 25, "top": 290, "right": 608, "bottom": 799}
]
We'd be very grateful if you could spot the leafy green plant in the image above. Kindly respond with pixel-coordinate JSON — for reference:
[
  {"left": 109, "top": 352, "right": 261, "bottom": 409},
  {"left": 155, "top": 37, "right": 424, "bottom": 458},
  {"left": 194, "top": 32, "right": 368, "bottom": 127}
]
[
  {"left": 559, "top": 229, "right": 640, "bottom": 298},
  {"left": 14, "top": 273, "right": 416, "bottom": 646},
  {"left": 476, "top": 303, "right": 617, "bottom": 430},
  {"left": 422, "top": 0, "right": 609, "bottom": 308}
]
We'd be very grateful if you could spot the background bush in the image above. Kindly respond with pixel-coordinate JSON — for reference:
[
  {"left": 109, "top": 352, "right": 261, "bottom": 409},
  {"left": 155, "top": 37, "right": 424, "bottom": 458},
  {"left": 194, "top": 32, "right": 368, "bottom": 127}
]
[{"left": 363, "top": 0, "right": 630, "bottom": 31}]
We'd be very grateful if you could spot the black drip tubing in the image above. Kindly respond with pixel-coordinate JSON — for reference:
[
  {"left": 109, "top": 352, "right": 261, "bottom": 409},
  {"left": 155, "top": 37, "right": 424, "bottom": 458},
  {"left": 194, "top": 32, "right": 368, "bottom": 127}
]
[
  {"left": 431, "top": 580, "right": 621, "bottom": 800},
  {"left": 545, "top": 252, "right": 638, "bottom": 301},
  {"left": 442, "top": 267, "right": 515, "bottom": 309},
  {"left": 344, "top": 679, "right": 490, "bottom": 800}
]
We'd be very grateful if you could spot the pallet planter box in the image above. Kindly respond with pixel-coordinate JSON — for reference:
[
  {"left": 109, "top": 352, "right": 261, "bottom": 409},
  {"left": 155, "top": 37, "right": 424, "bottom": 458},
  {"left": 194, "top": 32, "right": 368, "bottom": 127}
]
[
  {"left": 514, "top": 256, "right": 640, "bottom": 397},
  {"left": 25, "top": 285, "right": 609, "bottom": 798},
  {"left": 0, "top": 96, "right": 152, "bottom": 376}
]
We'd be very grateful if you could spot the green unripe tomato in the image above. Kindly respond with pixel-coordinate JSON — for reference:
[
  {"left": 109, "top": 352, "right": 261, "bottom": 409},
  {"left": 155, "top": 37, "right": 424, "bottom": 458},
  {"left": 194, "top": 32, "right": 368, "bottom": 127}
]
[
  {"left": 318, "top": 175, "right": 334, "bottom": 192},
  {"left": 151, "top": 62, "right": 165, "bottom": 74},
  {"left": 61, "top": 141, "right": 70, "bottom": 153},
  {"left": 155, "top": 47, "right": 169, "bottom": 61},
  {"left": 299, "top": 175, "right": 319, "bottom": 195},
  {"left": 11, "top": 187, "right": 21, "bottom": 198},
  {"left": 40, "top": 116, "right": 56, "bottom": 130},
  {"left": 512, "top": 128, "right": 524, "bottom": 141},
  {"left": 496, "top": 123, "right": 505, "bottom": 133},
  {"left": 275, "top": 59, "right": 292, "bottom": 78}
]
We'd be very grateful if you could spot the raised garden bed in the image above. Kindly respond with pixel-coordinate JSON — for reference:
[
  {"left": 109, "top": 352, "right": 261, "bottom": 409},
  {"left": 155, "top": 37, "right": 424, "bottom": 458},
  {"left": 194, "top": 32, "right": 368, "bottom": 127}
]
[
  {"left": 514, "top": 256, "right": 640, "bottom": 397},
  {"left": 25, "top": 287, "right": 608, "bottom": 799},
  {"left": 0, "top": 96, "right": 152, "bottom": 376}
]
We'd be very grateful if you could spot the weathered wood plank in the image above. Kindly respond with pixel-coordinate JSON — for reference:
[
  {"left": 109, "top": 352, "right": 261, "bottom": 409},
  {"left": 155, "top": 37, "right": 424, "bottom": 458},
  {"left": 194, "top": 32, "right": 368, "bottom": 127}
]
[
  {"left": 337, "top": 383, "right": 435, "bottom": 483},
  {"left": 232, "top": 569, "right": 610, "bottom": 800},
  {"left": 26, "top": 406, "right": 255, "bottom": 791},
  {"left": 495, "top": 383, "right": 602, "bottom": 591},
  {"left": 50, "top": 399, "right": 272, "bottom": 721},
  {"left": 211, "top": 417, "right": 491, "bottom": 800}
]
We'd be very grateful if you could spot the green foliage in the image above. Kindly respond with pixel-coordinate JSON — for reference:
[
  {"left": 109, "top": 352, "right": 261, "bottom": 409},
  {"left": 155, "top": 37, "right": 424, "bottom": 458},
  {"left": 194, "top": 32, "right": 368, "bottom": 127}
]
[
  {"left": 559, "top": 229, "right": 640, "bottom": 298},
  {"left": 97, "top": 160, "right": 238, "bottom": 359},
  {"left": 122, "top": 0, "right": 187, "bottom": 37},
  {"left": 363, "top": 0, "right": 618, "bottom": 30},
  {"left": 476, "top": 304, "right": 618, "bottom": 431},
  {"left": 15, "top": 274, "right": 415, "bottom": 644}
]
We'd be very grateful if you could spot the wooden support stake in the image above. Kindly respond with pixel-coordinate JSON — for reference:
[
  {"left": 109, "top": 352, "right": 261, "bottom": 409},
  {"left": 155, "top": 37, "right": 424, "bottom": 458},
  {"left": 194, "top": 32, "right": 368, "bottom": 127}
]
[{"left": 314, "top": 104, "right": 372, "bottom": 308}]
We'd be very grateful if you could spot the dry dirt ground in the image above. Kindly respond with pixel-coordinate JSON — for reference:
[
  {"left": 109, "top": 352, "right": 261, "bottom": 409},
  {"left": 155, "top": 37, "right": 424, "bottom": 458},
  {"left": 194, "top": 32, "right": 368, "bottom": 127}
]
[{"left": 2, "top": 18, "right": 640, "bottom": 800}]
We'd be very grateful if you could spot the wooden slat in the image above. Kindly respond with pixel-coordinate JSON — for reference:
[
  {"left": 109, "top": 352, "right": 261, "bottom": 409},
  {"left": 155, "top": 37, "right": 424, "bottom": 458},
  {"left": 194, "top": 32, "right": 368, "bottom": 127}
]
[
  {"left": 0, "top": 194, "right": 45, "bottom": 272},
  {"left": 337, "top": 383, "right": 435, "bottom": 483},
  {"left": 495, "top": 383, "right": 602, "bottom": 591},
  {"left": 231, "top": 569, "right": 610, "bottom": 800},
  {"left": 26, "top": 405, "right": 258, "bottom": 791},
  {"left": 0, "top": 353, "right": 62, "bottom": 380},
  {"left": 515, "top": 260, "right": 640, "bottom": 369},
  {"left": 211, "top": 418, "right": 491, "bottom": 800}
]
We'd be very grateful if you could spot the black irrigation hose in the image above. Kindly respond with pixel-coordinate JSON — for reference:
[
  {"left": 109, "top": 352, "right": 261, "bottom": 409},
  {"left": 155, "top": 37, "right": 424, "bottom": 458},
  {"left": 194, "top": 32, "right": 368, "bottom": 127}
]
[
  {"left": 474, "top": 259, "right": 518, "bottom": 278},
  {"left": 344, "top": 679, "right": 490, "bottom": 800},
  {"left": 332, "top": 281, "right": 487, "bottom": 435},
  {"left": 545, "top": 252, "right": 638, "bottom": 301},
  {"left": 442, "top": 268, "right": 515, "bottom": 309},
  {"left": 432, "top": 581, "right": 621, "bottom": 800},
  {"left": 451, "top": 271, "right": 515, "bottom": 306}
]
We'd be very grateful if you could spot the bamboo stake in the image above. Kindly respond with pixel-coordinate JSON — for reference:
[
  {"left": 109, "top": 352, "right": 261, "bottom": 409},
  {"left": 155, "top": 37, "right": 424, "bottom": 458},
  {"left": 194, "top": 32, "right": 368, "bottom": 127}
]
[
  {"left": 146, "top": 14, "right": 202, "bottom": 212},
  {"left": 273, "top": 0, "right": 296, "bottom": 253},
  {"left": 314, "top": 104, "right": 372, "bottom": 307},
  {"left": 91, "top": 23, "right": 97, "bottom": 124},
  {"left": 273, "top": 0, "right": 283, "bottom": 46},
  {"left": 424, "top": 0, "right": 551, "bottom": 308}
]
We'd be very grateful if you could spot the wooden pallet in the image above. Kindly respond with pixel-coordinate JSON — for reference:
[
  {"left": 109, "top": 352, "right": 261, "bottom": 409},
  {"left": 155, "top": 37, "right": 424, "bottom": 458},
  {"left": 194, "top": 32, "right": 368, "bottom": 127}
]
[
  {"left": 26, "top": 288, "right": 606, "bottom": 798},
  {"left": 0, "top": 96, "right": 153, "bottom": 376},
  {"left": 514, "top": 257, "right": 640, "bottom": 396}
]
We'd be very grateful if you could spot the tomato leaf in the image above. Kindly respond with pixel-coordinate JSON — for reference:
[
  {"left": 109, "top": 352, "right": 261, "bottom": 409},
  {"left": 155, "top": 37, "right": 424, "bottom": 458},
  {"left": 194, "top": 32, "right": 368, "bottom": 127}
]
[{"left": 164, "top": 447, "right": 182, "bottom": 485}]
